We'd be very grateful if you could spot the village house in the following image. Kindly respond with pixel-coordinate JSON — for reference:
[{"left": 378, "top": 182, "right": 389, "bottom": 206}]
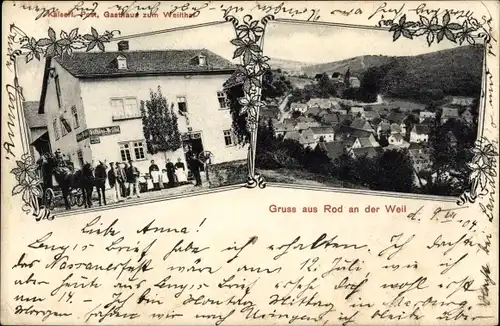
[
  {"left": 348, "top": 77, "right": 361, "bottom": 88},
  {"left": 317, "top": 109, "right": 330, "bottom": 119},
  {"left": 318, "top": 141, "right": 345, "bottom": 161},
  {"left": 290, "top": 102, "right": 308, "bottom": 113},
  {"left": 349, "top": 106, "right": 364, "bottom": 116},
  {"left": 350, "top": 117, "right": 376, "bottom": 133},
  {"left": 410, "top": 124, "right": 430, "bottom": 143},
  {"left": 331, "top": 108, "right": 348, "bottom": 115},
  {"left": 39, "top": 42, "right": 247, "bottom": 172},
  {"left": 461, "top": 108, "right": 474, "bottom": 124},
  {"left": 309, "top": 126, "right": 335, "bottom": 142},
  {"left": 274, "top": 122, "right": 296, "bottom": 138},
  {"left": 305, "top": 106, "right": 322, "bottom": 117},
  {"left": 331, "top": 72, "right": 344, "bottom": 83},
  {"left": 300, "top": 128, "right": 317, "bottom": 148},
  {"left": 440, "top": 107, "right": 460, "bottom": 124},
  {"left": 24, "top": 101, "right": 51, "bottom": 161},
  {"left": 447, "top": 96, "right": 475, "bottom": 107},
  {"left": 362, "top": 110, "right": 380, "bottom": 121},
  {"left": 448, "top": 131, "right": 458, "bottom": 147},
  {"left": 419, "top": 110, "right": 436, "bottom": 122},
  {"left": 284, "top": 130, "right": 315, "bottom": 149},
  {"left": 377, "top": 121, "right": 391, "bottom": 138},
  {"left": 408, "top": 144, "right": 432, "bottom": 172},
  {"left": 295, "top": 120, "right": 321, "bottom": 131},
  {"left": 337, "top": 114, "right": 353, "bottom": 126},
  {"left": 390, "top": 123, "right": 404, "bottom": 135},
  {"left": 350, "top": 147, "right": 380, "bottom": 159},
  {"left": 388, "top": 133, "right": 406, "bottom": 146},
  {"left": 296, "top": 116, "right": 316, "bottom": 123},
  {"left": 322, "top": 113, "right": 340, "bottom": 126},
  {"left": 352, "top": 134, "right": 380, "bottom": 149}
]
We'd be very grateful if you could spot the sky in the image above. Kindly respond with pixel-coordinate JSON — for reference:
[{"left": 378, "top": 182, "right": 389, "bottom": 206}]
[
  {"left": 263, "top": 21, "right": 464, "bottom": 64},
  {"left": 16, "top": 11, "right": 467, "bottom": 102}
]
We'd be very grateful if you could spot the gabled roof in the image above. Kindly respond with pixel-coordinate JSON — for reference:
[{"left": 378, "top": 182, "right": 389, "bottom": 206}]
[
  {"left": 390, "top": 133, "right": 404, "bottom": 141},
  {"left": 363, "top": 111, "right": 380, "bottom": 119},
  {"left": 350, "top": 106, "right": 364, "bottom": 112},
  {"left": 350, "top": 118, "right": 372, "bottom": 130},
  {"left": 301, "top": 128, "right": 315, "bottom": 140},
  {"left": 386, "top": 112, "right": 407, "bottom": 123},
  {"left": 53, "top": 49, "right": 236, "bottom": 78},
  {"left": 305, "top": 106, "right": 322, "bottom": 116},
  {"left": 390, "top": 123, "right": 402, "bottom": 133},
  {"left": 296, "top": 121, "right": 320, "bottom": 131},
  {"left": 412, "top": 124, "right": 430, "bottom": 135},
  {"left": 377, "top": 121, "right": 391, "bottom": 131},
  {"left": 40, "top": 49, "right": 236, "bottom": 113},
  {"left": 441, "top": 107, "right": 460, "bottom": 117},
  {"left": 319, "top": 141, "right": 345, "bottom": 160},
  {"left": 358, "top": 137, "right": 374, "bottom": 148},
  {"left": 23, "top": 101, "right": 46, "bottom": 128},
  {"left": 352, "top": 147, "right": 380, "bottom": 158},
  {"left": 322, "top": 113, "right": 340, "bottom": 124},
  {"left": 291, "top": 103, "right": 308, "bottom": 110},
  {"left": 310, "top": 126, "right": 335, "bottom": 134},
  {"left": 283, "top": 131, "right": 301, "bottom": 141},
  {"left": 275, "top": 123, "right": 295, "bottom": 132}
]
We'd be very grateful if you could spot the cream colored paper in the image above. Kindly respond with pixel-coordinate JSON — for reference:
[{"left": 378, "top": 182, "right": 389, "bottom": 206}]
[{"left": 1, "top": 1, "right": 499, "bottom": 325}]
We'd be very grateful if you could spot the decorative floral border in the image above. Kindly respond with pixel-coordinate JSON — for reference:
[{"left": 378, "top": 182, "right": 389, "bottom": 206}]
[{"left": 224, "top": 14, "right": 275, "bottom": 189}]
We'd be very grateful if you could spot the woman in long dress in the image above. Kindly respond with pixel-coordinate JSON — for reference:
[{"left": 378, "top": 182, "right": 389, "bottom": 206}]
[{"left": 174, "top": 158, "right": 187, "bottom": 184}]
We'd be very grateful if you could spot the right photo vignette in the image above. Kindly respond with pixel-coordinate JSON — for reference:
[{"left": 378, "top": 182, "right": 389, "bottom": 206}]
[{"left": 250, "top": 18, "right": 488, "bottom": 198}]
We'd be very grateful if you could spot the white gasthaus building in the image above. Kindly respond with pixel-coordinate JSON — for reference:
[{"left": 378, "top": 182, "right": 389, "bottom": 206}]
[{"left": 39, "top": 41, "right": 247, "bottom": 173}]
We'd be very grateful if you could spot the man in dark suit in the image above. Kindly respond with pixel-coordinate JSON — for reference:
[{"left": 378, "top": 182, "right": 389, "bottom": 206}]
[
  {"left": 166, "top": 158, "right": 176, "bottom": 188},
  {"left": 149, "top": 160, "right": 160, "bottom": 190},
  {"left": 94, "top": 161, "right": 107, "bottom": 206},
  {"left": 188, "top": 153, "right": 202, "bottom": 187}
]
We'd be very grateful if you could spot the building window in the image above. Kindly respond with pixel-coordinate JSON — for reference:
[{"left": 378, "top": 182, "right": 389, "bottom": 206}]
[
  {"left": 117, "top": 56, "right": 127, "bottom": 70},
  {"left": 119, "top": 141, "right": 147, "bottom": 162},
  {"left": 223, "top": 129, "right": 234, "bottom": 146},
  {"left": 133, "top": 141, "right": 146, "bottom": 160},
  {"left": 198, "top": 55, "right": 206, "bottom": 66},
  {"left": 119, "top": 143, "right": 132, "bottom": 162},
  {"left": 54, "top": 75, "right": 62, "bottom": 109},
  {"left": 53, "top": 118, "right": 60, "bottom": 140},
  {"left": 217, "top": 91, "right": 228, "bottom": 109},
  {"left": 61, "top": 118, "right": 68, "bottom": 136},
  {"left": 72, "top": 106, "right": 80, "bottom": 128},
  {"left": 111, "top": 97, "right": 139, "bottom": 119},
  {"left": 177, "top": 96, "right": 187, "bottom": 114}
]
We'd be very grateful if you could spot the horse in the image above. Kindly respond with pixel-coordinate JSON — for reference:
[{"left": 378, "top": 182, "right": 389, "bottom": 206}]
[{"left": 40, "top": 155, "right": 95, "bottom": 210}]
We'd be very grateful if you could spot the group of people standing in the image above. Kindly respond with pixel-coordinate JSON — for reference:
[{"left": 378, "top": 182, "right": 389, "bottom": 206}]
[
  {"left": 148, "top": 158, "right": 188, "bottom": 190},
  {"left": 96, "top": 160, "right": 142, "bottom": 206}
]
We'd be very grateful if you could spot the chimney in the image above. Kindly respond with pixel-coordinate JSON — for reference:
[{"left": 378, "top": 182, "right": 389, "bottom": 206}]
[{"left": 118, "top": 41, "right": 129, "bottom": 51}]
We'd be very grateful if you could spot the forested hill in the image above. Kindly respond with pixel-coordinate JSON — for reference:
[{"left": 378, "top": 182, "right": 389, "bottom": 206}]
[
  {"left": 300, "top": 45, "right": 484, "bottom": 101},
  {"left": 379, "top": 45, "right": 484, "bottom": 99}
]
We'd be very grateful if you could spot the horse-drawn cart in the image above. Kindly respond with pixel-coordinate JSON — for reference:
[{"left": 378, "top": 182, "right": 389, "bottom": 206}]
[{"left": 39, "top": 160, "right": 85, "bottom": 210}]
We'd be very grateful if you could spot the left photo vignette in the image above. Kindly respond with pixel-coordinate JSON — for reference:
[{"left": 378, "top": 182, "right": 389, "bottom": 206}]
[{"left": 8, "top": 18, "right": 251, "bottom": 218}]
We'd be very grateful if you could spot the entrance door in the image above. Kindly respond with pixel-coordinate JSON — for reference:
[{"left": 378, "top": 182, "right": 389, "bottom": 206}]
[{"left": 182, "top": 132, "right": 204, "bottom": 172}]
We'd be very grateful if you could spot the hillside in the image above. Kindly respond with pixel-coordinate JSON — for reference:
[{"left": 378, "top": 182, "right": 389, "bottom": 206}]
[
  {"left": 301, "top": 55, "right": 394, "bottom": 77},
  {"left": 380, "top": 45, "right": 484, "bottom": 99},
  {"left": 295, "top": 45, "right": 484, "bottom": 101},
  {"left": 268, "top": 57, "right": 313, "bottom": 73}
]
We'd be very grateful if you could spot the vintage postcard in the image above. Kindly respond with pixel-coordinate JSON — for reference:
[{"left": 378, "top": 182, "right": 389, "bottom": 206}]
[{"left": 1, "top": 1, "right": 499, "bottom": 325}]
